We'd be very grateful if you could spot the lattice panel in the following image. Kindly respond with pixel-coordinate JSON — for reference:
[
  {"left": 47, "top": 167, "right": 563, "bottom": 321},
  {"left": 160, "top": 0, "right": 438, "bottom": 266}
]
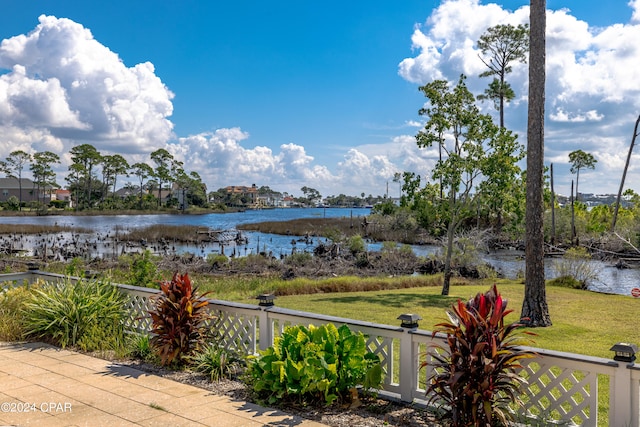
[
  {"left": 365, "top": 335, "right": 394, "bottom": 383},
  {"left": 518, "top": 360, "right": 595, "bottom": 426},
  {"left": 123, "top": 294, "right": 154, "bottom": 334},
  {"left": 206, "top": 309, "right": 256, "bottom": 355}
]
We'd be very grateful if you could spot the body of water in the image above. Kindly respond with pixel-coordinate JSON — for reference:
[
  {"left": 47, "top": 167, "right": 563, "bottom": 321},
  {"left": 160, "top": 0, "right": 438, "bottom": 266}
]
[{"left": 1, "top": 208, "right": 638, "bottom": 296}]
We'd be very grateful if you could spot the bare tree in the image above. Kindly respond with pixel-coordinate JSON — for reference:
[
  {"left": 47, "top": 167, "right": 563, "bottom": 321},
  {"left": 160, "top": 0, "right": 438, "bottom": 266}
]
[
  {"left": 611, "top": 115, "right": 640, "bottom": 232},
  {"left": 521, "top": 0, "right": 552, "bottom": 327}
]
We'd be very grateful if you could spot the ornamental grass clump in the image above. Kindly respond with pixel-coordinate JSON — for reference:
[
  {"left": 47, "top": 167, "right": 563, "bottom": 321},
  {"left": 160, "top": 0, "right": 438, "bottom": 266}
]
[
  {"left": 148, "top": 272, "right": 213, "bottom": 366},
  {"left": 22, "top": 277, "right": 127, "bottom": 351},
  {"left": 423, "top": 284, "right": 535, "bottom": 427}
]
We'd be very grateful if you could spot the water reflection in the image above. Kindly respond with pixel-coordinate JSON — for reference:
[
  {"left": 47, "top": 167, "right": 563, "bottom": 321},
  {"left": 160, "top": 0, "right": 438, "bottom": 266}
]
[{"left": 0, "top": 208, "right": 638, "bottom": 296}]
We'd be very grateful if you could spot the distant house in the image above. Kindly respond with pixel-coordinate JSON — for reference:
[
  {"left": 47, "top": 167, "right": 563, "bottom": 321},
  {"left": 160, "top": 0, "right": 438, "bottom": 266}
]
[
  {"left": 281, "top": 196, "right": 295, "bottom": 208},
  {"left": 225, "top": 184, "right": 258, "bottom": 205},
  {"left": 52, "top": 189, "right": 73, "bottom": 208},
  {"left": 0, "top": 178, "right": 51, "bottom": 203}
]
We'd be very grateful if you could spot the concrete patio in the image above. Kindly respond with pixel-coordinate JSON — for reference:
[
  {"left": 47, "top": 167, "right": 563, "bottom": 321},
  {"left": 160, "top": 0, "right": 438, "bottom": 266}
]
[{"left": 0, "top": 342, "right": 327, "bottom": 427}]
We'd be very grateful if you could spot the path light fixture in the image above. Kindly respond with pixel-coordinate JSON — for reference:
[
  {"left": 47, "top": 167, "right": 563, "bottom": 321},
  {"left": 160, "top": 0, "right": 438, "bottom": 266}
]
[
  {"left": 257, "top": 293, "right": 276, "bottom": 307},
  {"left": 610, "top": 342, "right": 638, "bottom": 362},
  {"left": 398, "top": 313, "right": 422, "bottom": 329}
]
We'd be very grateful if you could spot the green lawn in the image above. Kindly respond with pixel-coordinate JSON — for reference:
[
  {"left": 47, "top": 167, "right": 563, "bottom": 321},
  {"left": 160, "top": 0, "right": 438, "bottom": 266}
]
[{"left": 270, "top": 279, "right": 639, "bottom": 359}]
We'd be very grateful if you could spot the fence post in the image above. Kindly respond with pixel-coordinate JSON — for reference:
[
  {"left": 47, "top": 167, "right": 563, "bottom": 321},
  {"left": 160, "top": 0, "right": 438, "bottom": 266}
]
[
  {"left": 27, "top": 262, "right": 39, "bottom": 286},
  {"left": 610, "top": 362, "right": 634, "bottom": 426},
  {"left": 609, "top": 343, "right": 638, "bottom": 426},
  {"left": 257, "top": 294, "right": 275, "bottom": 352},
  {"left": 398, "top": 314, "right": 421, "bottom": 402}
]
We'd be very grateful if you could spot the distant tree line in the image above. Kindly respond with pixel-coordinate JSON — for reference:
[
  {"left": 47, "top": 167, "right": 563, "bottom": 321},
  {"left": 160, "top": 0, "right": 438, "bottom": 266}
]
[{"left": 0, "top": 145, "right": 208, "bottom": 212}]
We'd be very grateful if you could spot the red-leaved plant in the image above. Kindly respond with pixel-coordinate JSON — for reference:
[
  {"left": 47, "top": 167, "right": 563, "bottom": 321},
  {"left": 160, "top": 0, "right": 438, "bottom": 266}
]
[
  {"left": 423, "top": 284, "right": 536, "bottom": 427},
  {"left": 149, "top": 272, "right": 213, "bottom": 366}
]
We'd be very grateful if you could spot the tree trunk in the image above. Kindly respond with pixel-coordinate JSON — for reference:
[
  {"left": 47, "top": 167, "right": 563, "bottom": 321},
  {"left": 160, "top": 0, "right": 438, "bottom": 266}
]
[
  {"left": 499, "top": 74, "right": 505, "bottom": 128},
  {"left": 611, "top": 115, "right": 640, "bottom": 231},
  {"left": 550, "top": 163, "right": 556, "bottom": 245},
  {"left": 571, "top": 180, "right": 576, "bottom": 245},
  {"left": 521, "top": 0, "right": 551, "bottom": 327},
  {"left": 441, "top": 190, "right": 457, "bottom": 296}
]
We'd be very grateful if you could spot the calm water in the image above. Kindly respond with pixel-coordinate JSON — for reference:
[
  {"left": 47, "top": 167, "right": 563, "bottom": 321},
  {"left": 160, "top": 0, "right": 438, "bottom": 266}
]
[{"left": 1, "top": 208, "right": 638, "bottom": 296}]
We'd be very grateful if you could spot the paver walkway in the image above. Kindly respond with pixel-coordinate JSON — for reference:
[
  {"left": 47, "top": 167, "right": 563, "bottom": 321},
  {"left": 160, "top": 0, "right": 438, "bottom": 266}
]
[{"left": 0, "top": 342, "right": 327, "bottom": 427}]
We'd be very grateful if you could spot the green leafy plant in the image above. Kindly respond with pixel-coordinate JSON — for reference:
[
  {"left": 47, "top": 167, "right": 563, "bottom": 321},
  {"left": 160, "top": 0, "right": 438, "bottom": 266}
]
[
  {"left": 22, "top": 277, "right": 127, "bottom": 351},
  {"left": 64, "top": 257, "right": 84, "bottom": 277},
  {"left": 129, "top": 250, "right": 160, "bottom": 288},
  {"left": 126, "top": 333, "right": 157, "bottom": 363},
  {"left": 247, "top": 323, "right": 383, "bottom": 406},
  {"left": 423, "top": 284, "right": 535, "bottom": 427},
  {"left": 148, "top": 272, "right": 212, "bottom": 366},
  {"left": 190, "top": 344, "right": 243, "bottom": 381},
  {"left": 0, "top": 284, "right": 37, "bottom": 340}
]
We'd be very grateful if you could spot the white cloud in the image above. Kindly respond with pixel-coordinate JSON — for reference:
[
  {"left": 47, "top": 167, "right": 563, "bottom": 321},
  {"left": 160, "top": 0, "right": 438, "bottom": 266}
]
[{"left": 0, "top": 15, "right": 174, "bottom": 159}]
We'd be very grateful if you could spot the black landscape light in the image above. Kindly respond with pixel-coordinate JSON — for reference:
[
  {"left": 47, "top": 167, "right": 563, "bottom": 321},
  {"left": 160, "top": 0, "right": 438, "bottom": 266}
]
[
  {"left": 398, "top": 313, "right": 422, "bottom": 329},
  {"left": 257, "top": 293, "right": 276, "bottom": 307},
  {"left": 27, "top": 262, "right": 40, "bottom": 271},
  {"left": 610, "top": 342, "right": 638, "bottom": 362}
]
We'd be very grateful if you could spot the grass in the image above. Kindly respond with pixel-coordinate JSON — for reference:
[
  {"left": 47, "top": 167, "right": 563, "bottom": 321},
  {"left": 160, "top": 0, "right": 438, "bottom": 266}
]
[
  {"left": 118, "top": 224, "right": 212, "bottom": 243},
  {"left": 0, "top": 224, "right": 90, "bottom": 234},
  {"left": 266, "top": 278, "right": 639, "bottom": 359}
]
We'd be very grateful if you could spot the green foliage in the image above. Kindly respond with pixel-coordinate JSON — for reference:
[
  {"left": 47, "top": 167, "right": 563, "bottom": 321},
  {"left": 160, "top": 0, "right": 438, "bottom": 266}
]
[
  {"left": 149, "top": 272, "right": 213, "bottom": 366},
  {"left": 206, "top": 253, "right": 229, "bottom": 268},
  {"left": 551, "top": 247, "right": 598, "bottom": 289},
  {"left": 5, "top": 196, "right": 20, "bottom": 211},
  {"left": 64, "top": 257, "right": 85, "bottom": 277},
  {"left": 284, "top": 251, "right": 313, "bottom": 266},
  {"left": 347, "top": 234, "right": 366, "bottom": 255},
  {"left": 372, "top": 200, "right": 397, "bottom": 215},
  {"left": 423, "top": 284, "right": 535, "bottom": 427},
  {"left": 547, "top": 275, "right": 583, "bottom": 289},
  {"left": 0, "top": 284, "right": 37, "bottom": 340},
  {"left": 125, "top": 333, "right": 158, "bottom": 363},
  {"left": 128, "top": 250, "right": 160, "bottom": 288},
  {"left": 190, "top": 344, "right": 243, "bottom": 381},
  {"left": 247, "top": 323, "right": 383, "bottom": 406},
  {"left": 22, "top": 277, "right": 128, "bottom": 351}
]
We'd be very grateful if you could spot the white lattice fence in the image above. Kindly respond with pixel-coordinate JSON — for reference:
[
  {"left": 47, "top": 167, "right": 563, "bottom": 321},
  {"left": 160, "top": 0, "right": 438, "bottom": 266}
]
[{"left": 1, "top": 270, "right": 639, "bottom": 426}]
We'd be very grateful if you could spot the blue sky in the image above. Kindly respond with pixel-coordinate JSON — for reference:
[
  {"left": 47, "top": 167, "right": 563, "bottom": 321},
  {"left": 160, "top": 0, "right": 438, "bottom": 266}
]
[{"left": 0, "top": 1, "right": 639, "bottom": 198}]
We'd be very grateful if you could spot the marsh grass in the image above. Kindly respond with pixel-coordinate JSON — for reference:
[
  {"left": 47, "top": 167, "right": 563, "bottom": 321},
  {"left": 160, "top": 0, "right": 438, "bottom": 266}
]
[
  {"left": 237, "top": 217, "right": 364, "bottom": 237},
  {"left": 237, "top": 215, "right": 424, "bottom": 244},
  {"left": 0, "top": 224, "right": 90, "bottom": 234},
  {"left": 119, "top": 224, "right": 211, "bottom": 243},
  {"left": 192, "top": 273, "right": 447, "bottom": 301}
]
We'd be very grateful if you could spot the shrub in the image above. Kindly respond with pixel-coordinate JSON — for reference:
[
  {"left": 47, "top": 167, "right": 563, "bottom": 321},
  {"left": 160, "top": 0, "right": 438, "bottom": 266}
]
[
  {"left": 0, "top": 284, "right": 37, "bottom": 341},
  {"left": 552, "top": 247, "right": 598, "bottom": 289},
  {"left": 149, "top": 272, "right": 213, "bottom": 366},
  {"left": 64, "top": 257, "right": 84, "bottom": 277},
  {"left": 247, "top": 323, "right": 383, "bottom": 406},
  {"left": 206, "top": 253, "right": 229, "bottom": 269},
  {"left": 125, "top": 333, "right": 157, "bottom": 363},
  {"left": 423, "top": 284, "right": 535, "bottom": 427},
  {"left": 190, "top": 344, "right": 243, "bottom": 381},
  {"left": 283, "top": 251, "right": 313, "bottom": 266},
  {"left": 22, "top": 277, "right": 128, "bottom": 351},
  {"left": 129, "top": 250, "right": 160, "bottom": 288},
  {"left": 347, "top": 234, "right": 366, "bottom": 255}
]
